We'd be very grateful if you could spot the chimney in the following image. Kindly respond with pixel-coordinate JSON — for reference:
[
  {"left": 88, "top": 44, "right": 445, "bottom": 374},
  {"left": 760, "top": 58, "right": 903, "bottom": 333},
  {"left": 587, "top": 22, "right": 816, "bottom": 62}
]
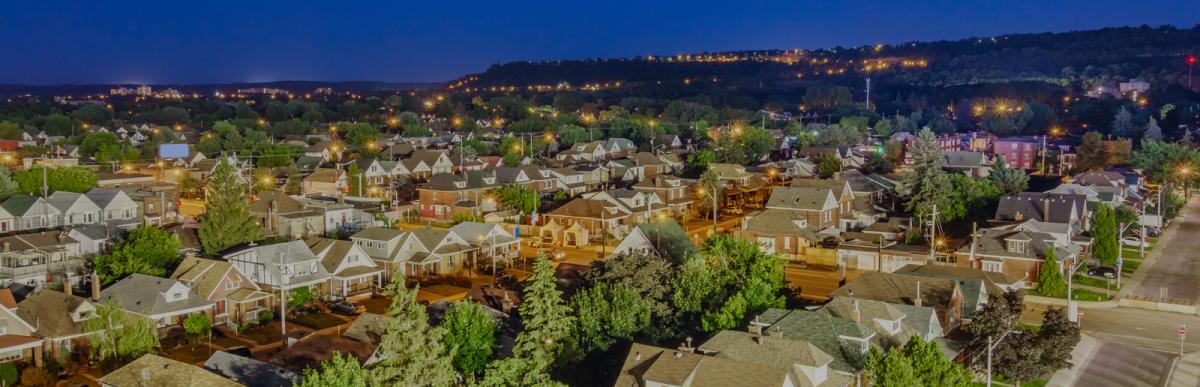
[
  {"left": 90, "top": 273, "right": 101, "bottom": 301},
  {"left": 63, "top": 274, "right": 72, "bottom": 297},
  {"left": 752, "top": 335, "right": 764, "bottom": 345},
  {"left": 634, "top": 352, "right": 642, "bottom": 361},
  {"left": 748, "top": 316, "right": 763, "bottom": 335},
  {"left": 769, "top": 327, "right": 783, "bottom": 338},
  {"left": 1043, "top": 199, "right": 1051, "bottom": 221},
  {"left": 915, "top": 281, "right": 923, "bottom": 307},
  {"left": 851, "top": 300, "right": 861, "bottom": 322}
]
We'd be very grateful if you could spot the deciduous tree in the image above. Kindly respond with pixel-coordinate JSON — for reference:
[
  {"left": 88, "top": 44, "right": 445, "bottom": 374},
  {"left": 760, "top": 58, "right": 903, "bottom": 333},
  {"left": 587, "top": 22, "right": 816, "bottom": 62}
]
[
  {"left": 442, "top": 300, "right": 496, "bottom": 376},
  {"left": 93, "top": 227, "right": 183, "bottom": 284},
  {"left": 299, "top": 352, "right": 368, "bottom": 387}
]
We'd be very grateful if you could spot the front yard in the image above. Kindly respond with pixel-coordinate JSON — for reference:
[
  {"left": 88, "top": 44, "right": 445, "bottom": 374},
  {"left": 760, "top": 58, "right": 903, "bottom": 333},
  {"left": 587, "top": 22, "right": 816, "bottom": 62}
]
[{"left": 291, "top": 312, "right": 348, "bottom": 330}]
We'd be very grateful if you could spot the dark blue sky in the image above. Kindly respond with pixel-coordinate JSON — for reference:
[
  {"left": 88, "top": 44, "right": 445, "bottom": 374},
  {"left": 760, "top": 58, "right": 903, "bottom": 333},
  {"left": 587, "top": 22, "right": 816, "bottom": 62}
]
[{"left": 1, "top": 1, "right": 1197, "bottom": 84}]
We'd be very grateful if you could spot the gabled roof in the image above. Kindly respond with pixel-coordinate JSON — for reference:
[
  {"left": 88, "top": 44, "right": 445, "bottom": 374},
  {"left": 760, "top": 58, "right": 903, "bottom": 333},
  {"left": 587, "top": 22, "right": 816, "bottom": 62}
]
[
  {"left": 700, "top": 329, "right": 836, "bottom": 371},
  {"left": 304, "top": 168, "right": 343, "bottom": 183},
  {"left": 962, "top": 227, "right": 1079, "bottom": 262},
  {"left": 342, "top": 312, "right": 393, "bottom": 345},
  {"left": 751, "top": 309, "right": 873, "bottom": 373},
  {"left": 85, "top": 188, "right": 135, "bottom": 209},
  {"left": 171, "top": 256, "right": 259, "bottom": 300},
  {"left": 547, "top": 198, "right": 626, "bottom": 219},
  {"left": 100, "top": 354, "right": 244, "bottom": 387},
  {"left": 99, "top": 273, "right": 214, "bottom": 317},
  {"left": 766, "top": 186, "right": 836, "bottom": 211},
  {"left": 203, "top": 351, "right": 298, "bottom": 387},
  {"left": 627, "top": 221, "right": 697, "bottom": 264},
  {"left": 830, "top": 272, "right": 959, "bottom": 323},
  {"left": 742, "top": 209, "right": 821, "bottom": 241},
  {"left": 15, "top": 289, "right": 92, "bottom": 338},
  {"left": 615, "top": 343, "right": 792, "bottom": 387},
  {"left": 995, "top": 194, "right": 1078, "bottom": 223},
  {"left": 249, "top": 190, "right": 306, "bottom": 214}
]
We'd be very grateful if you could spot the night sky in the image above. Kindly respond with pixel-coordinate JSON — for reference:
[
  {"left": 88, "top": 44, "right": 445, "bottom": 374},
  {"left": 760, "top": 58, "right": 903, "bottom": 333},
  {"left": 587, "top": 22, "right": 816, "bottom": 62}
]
[{"left": 1, "top": 1, "right": 1197, "bottom": 84}]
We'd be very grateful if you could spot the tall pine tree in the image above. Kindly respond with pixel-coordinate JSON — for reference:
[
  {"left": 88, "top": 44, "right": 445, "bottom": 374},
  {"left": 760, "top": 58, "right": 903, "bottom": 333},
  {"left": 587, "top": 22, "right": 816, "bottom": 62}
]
[
  {"left": 1145, "top": 117, "right": 1164, "bottom": 141},
  {"left": 1036, "top": 249, "right": 1067, "bottom": 298},
  {"left": 480, "top": 255, "right": 572, "bottom": 387},
  {"left": 198, "top": 158, "right": 260, "bottom": 255},
  {"left": 368, "top": 270, "right": 458, "bottom": 386},
  {"left": 1089, "top": 204, "right": 1119, "bottom": 264},
  {"left": 904, "top": 127, "right": 955, "bottom": 222}
]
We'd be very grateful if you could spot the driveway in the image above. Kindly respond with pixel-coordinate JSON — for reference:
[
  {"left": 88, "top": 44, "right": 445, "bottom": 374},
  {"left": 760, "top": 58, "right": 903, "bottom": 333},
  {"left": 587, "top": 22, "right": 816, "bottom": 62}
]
[{"left": 1127, "top": 196, "right": 1200, "bottom": 305}]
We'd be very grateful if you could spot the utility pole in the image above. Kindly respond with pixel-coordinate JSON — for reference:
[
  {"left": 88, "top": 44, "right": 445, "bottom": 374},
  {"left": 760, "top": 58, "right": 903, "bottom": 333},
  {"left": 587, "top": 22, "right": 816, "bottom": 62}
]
[
  {"left": 928, "top": 205, "right": 939, "bottom": 262},
  {"left": 1041, "top": 135, "right": 1048, "bottom": 176},
  {"left": 969, "top": 222, "right": 978, "bottom": 268},
  {"left": 865, "top": 77, "right": 872, "bottom": 111},
  {"left": 277, "top": 249, "right": 288, "bottom": 348}
]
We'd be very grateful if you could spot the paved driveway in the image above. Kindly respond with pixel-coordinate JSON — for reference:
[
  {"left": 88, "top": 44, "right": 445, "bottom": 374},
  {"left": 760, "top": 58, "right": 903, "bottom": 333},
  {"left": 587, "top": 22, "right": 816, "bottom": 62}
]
[{"left": 1128, "top": 197, "right": 1200, "bottom": 305}]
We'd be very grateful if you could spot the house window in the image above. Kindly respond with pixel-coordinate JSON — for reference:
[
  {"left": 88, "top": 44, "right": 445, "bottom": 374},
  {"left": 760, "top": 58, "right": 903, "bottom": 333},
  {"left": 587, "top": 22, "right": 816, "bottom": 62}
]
[
  {"left": 172, "top": 292, "right": 183, "bottom": 299},
  {"left": 983, "top": 261, "right": 1003, "bottom": 273},
  {"left": 1006, "top": 240, "right": 1026, "bottom": 254},
  {"left": 226, "top": 279, "right": 239, "bottom": 290},
  {"left": 0, "top": 350, "right": 19, "bottom": 362}
]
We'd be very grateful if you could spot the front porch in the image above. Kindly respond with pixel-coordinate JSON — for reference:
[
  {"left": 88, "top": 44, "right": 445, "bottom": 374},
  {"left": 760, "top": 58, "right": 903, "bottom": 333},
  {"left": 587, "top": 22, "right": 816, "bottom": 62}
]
[{"left": 331, "top": 267, "right": 384, "bottom": 299}]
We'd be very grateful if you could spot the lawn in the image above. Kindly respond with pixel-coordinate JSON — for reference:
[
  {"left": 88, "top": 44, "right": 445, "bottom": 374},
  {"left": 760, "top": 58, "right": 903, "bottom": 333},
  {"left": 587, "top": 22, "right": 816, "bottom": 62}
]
[
  {"left": 1069, "top": 288, "right": 1113, "bottom": 301},
  {"left": 1120, "top": 259, "right": 1142, "bottom": 273},
  {"left": 160, "top": 343, "right": 217, "bottom": 364},
  {"left": 1120, "top": 248, "right": 1147, "bottom": 259},
  {"left": 241, "top": 325, "right": 283, "bottom": 345},
  {"left": 1072, "top": 275, "right": 1119, "bottom": 291},
  {"left": 1033, "top": 288, "right": 1113, "bottom": 301},
  {"left": 291, "top": 312, "right": 347, "bottom": 330}
]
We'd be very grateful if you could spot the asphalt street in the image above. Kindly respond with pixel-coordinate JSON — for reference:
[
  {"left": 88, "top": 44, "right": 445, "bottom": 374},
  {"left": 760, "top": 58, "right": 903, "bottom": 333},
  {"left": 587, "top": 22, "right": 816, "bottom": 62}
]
[{"left": 1128, "top": 196, "right": 1200, "bottom": 304}]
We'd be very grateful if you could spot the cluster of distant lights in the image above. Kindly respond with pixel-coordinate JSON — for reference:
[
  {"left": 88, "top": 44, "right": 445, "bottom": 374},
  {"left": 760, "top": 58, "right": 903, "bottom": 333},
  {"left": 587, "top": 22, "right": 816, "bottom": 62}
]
[{"left": 446, "top": 45, "right": 930, "bottom": 92}]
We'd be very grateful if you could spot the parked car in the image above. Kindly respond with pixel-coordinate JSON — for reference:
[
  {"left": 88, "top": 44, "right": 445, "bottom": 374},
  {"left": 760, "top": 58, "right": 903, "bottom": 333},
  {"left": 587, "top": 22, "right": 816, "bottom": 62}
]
[
  {"left": 329, "top": 300, "right": 366, "bottom": 316},
  {"left": 1087, "top": 266, "right": 1118, "bottom": 279},
  {"left": 1120, "top": 237, "right": 1150, "bottom": 248}
]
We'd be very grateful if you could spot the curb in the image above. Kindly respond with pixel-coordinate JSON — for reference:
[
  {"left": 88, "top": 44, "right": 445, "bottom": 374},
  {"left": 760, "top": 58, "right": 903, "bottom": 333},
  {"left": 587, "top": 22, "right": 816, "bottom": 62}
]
[{"left": 1025, "top": 294, "right": 1120, "bottom": 309}]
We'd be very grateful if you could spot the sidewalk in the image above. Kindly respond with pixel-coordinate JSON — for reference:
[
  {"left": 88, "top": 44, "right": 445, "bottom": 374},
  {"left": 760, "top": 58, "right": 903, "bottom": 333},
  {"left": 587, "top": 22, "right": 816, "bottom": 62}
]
[
  {"left": 1169, "top": 352, "right": 1200, "bottom": 387},
  {"left": 1047, "top": 334, "right": 1100, "bottom": 386}
]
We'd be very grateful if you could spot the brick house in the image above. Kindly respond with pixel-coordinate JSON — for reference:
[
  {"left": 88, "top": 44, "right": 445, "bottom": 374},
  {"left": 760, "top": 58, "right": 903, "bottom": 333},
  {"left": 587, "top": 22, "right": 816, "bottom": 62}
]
[{"left": 416, "top": 172, "right": 497, "bottom": 220}]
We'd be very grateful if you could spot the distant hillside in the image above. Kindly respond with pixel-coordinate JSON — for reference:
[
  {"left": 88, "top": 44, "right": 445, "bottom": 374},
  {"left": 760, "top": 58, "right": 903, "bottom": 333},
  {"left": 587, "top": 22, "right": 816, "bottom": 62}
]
[
  {"left": 0, "top": 80, "right": 441, "bottom": 97},
  {"left": 450, "top": 25, "right": 1200, "bottom": 91}
]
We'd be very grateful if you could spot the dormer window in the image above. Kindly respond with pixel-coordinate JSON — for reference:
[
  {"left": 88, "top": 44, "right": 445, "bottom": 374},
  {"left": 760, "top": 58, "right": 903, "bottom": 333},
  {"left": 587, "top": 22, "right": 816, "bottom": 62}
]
[
  {"left": 1006, "top": 240, "right": 1027, "bottom": 254},
  {"left": 793, "top": 219, "right": 808, "bottom": 229},
  {"left": 454, "top": 181, "right": 467, "bottom": 189}
]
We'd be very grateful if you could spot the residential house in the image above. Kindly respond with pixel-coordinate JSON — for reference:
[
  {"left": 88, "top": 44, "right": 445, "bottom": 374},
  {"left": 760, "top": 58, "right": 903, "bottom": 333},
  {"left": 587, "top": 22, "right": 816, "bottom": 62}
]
[
  {"left": 549, "top": 168, "right": 589, "bottom": 195},
  {"left": 819, "top": 296, "right": 945, "bottom": 345},
  {"left": 993, "top": 193, "right": 1087, "bottom": 232},
  {"left": 613, "top": 342, "right": 802, "bottom": 387},
  {"left": 3, "top": 195, "right": 61, "bottom": 231},
  {"left": 541, "top": 198, "right": 628, "bottom": 247},
  {"left": 632, "top": 175, "right": 694, "bottom": 219},
  {"left": 222, "top": 240, "right": 333, "bottom": 296},
  {"left": 448, "top": 222, "right": 520, "bottom": 265},
  {"left": 170, "top": 257, "right": 273, "bottom": 326},
  {"left": 203, "top": 351, "right": 299, "bottom": 387},
  {"left": 830, "top": 271, "right": 965, "bottom": 331},
  {"left": 708, "top": 163, "right": 773, "bottom": 211},
  {"left": 952, "top": 227, "right": 1081, "bottom": 288},
  {"left": 942, "top": 151, "right": 992, "bottom": 177},
  {"left": 47, "top": 192, "right": 101, "bottom": 226},
  {"left": 789, "top": 179, "right": 859, "bottom": 230},
  {"left": 86, "top": 189, "right": 141, "bottom": 225},
  {"left": 0, "top": 298, "right": 42, "bottom": 365},
  {"left": 99, "top": 354, "right": 244, "bottom": 387},
  {"left": 583, "top": 189, "right": 665, "bottom": 224},
  {"left": 250, "top": 190, "right": 324, "bottom": 239},
  {"left": 16, "top": 289, "right": 96, "bottom": 362},
  {"left": 306, "top": 238, "right": 384, "bottom": 299},
  {"left": 407, "top": 149, "right": 455, "bottom": 176},
  {"left": 350, "top": 227, "right": 408, "bottom": 282},
  {"left": 699, "top": 329, "right": 856, "bottom": 387},
  {"left": 65, "top": 224, "right": 111, "bottom": 256},
  {"left": 98, "top": 273, "right": 215, "bottom": 333},
  {"left": 611, "top": 221, "right": 697, "bottom": 264},
  {"left": 894, "top": 264, "right": 1018, "bottom": 318},
  {"left": 765, "top": 186, "right": 841, "bottom": 231},
  {"left": 0, "top": 232, "right": 86, "bottom": 289},
  {"left": 735, "top": 209, "right": 832, "bottom": 265},
  {"left": 993, "top": 136, "right": 1042, "bottom": 170},
  {"left": 302, "top": 168, "right": 347, "bottom": 197},
  {"left": 416, "top": 172, "right": 497, "bottom": 220},
  {"left": 748, "top": 308, "right": 878, "bottom": 381}
]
